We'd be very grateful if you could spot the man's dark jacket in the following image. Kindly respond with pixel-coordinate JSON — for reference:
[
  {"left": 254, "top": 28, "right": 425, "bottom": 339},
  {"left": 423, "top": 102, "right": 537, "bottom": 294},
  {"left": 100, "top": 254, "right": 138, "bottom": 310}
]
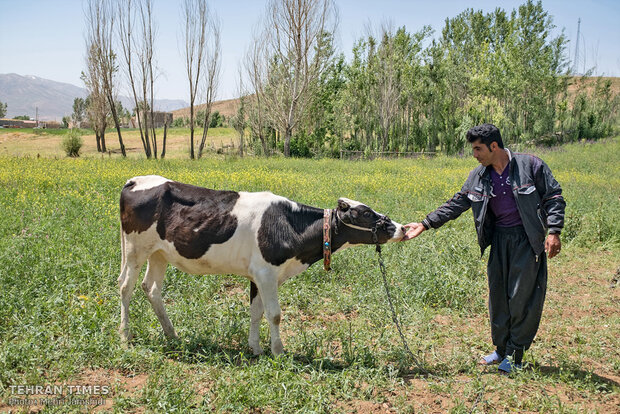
[{"left": 422, "top": 149, "right": 566, "bottom": 256}]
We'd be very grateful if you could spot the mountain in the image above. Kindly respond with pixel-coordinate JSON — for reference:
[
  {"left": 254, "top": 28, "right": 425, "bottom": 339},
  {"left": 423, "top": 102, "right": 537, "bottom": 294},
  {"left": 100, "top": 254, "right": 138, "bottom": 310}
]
[{"left": 0, "top": 73, "right": 188, "bottom": 121}]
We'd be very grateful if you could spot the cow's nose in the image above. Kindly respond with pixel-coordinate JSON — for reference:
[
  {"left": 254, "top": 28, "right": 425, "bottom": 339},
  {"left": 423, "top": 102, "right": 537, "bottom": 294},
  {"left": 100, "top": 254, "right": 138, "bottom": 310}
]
[{"left": 401, "top": 226, "right": 406, "bottom": 233}]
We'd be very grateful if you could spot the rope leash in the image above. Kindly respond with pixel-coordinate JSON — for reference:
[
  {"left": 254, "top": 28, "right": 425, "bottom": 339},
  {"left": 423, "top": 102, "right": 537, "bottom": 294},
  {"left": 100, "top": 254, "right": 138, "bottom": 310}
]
[
  {"left": 372, "top": 231, "right": 482, "bottom": 401},
  {"left": 371, "top": 227, "right": 430, "bottom": 376}
]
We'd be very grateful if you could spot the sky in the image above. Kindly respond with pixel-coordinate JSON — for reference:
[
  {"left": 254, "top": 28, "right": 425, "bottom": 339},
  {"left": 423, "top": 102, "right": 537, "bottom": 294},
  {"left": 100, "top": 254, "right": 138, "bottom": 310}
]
[{"left": 1, "top": 0, "right": 619, "bottom": 101}]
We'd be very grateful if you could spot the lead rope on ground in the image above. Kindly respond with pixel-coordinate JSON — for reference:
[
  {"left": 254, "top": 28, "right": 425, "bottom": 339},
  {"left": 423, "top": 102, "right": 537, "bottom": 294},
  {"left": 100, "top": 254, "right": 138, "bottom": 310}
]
[
  {"left": 371, "top": 227, "right": 430, "bottom": 376},
  {"left": 371, "top": 228, "right": 477, "bottom": 394}
]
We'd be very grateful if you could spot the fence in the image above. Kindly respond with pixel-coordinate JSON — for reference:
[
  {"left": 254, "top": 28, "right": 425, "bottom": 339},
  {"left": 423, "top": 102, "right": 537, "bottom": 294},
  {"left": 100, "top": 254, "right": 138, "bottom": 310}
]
[{"left": 339, "top": 150, "right": 437, "bottom": 160}]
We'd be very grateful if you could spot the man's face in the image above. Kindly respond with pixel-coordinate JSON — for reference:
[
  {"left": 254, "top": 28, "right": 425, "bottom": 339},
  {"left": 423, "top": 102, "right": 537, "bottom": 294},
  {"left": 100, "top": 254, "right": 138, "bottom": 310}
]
[{"left": 471, "top": 139, "right": 495, "bottom": 166}]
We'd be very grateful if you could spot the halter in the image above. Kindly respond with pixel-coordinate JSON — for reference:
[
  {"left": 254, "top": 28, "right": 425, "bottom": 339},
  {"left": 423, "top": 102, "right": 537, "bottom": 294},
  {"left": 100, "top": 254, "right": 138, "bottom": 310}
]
[{"left": 323, "top": 209, "right": 392, "bottom": 270}]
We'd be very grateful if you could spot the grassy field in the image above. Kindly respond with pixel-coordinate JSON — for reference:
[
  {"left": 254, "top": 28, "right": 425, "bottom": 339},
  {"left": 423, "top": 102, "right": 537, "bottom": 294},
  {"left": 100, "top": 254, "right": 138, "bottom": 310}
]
[
  {"left": 0, "top": 138, "right": 618, "bottom": 412},
  {"left": 0, "top": 127, "right": 239, "bottom": 159}
]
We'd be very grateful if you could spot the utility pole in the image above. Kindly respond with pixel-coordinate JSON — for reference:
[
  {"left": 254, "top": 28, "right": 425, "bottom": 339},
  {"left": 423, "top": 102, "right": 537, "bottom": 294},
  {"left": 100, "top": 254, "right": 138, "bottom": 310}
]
[{"left": 572, "top": 18, "right": 581, "bottom": 75}]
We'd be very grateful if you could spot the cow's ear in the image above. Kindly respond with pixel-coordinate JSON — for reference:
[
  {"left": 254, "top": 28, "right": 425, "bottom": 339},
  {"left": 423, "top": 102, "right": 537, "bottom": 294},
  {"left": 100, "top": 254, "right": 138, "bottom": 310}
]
[{"left": 337, "top": 198, "right": 350, "bottom": 211}]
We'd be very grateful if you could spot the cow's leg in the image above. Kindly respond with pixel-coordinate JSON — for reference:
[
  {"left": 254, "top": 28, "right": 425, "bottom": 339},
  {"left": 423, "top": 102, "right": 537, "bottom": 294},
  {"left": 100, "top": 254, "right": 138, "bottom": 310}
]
[
  {"left": 119, "top": 249, "right": 147, "bottom": 343},
  {"left": 254, "top": 273, "right": 283, "bottom": 355},
  {"left": 141, "top": 251, "right": 178, "bottom": 339},
  {"left": 248, "top": 281, "right": 264, "bottom": 355}
]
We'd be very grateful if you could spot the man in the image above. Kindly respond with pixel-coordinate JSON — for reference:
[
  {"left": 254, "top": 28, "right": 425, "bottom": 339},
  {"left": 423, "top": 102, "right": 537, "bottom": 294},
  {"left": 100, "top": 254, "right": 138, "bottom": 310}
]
[{"left": 404, "top": 123, "right": 565, "bottom": 374}]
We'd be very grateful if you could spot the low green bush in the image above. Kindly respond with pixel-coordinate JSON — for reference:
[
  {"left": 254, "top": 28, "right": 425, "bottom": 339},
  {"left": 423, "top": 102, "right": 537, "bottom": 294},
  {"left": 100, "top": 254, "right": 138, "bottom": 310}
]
[{"left": 61, "top": 130, "right": 83, "bottom": 157}]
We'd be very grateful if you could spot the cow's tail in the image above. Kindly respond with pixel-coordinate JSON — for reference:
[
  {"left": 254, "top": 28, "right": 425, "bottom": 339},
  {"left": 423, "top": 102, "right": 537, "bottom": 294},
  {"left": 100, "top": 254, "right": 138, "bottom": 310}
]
[{"left": 118, "top": 221, "right": 128, "bottom": 287}]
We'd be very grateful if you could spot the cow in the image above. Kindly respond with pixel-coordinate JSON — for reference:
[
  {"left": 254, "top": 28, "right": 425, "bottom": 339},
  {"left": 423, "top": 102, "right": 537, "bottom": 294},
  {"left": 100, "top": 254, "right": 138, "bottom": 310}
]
[{"left": 118, "top": 175, "right": 405, "bottom": 355}]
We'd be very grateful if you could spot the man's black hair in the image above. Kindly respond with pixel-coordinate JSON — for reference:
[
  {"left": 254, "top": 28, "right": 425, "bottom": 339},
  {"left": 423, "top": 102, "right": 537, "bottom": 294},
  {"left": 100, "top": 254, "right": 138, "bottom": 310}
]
[{"left": 466, "top": 123, "right": 504, "bottom": 149}]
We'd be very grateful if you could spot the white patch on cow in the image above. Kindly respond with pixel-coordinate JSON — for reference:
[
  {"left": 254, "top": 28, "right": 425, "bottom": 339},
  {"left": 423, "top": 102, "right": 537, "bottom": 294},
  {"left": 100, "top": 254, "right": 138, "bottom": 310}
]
[
  {"left": 277, "top": 258, "right": 310, "bottom": 284},
  {"left": 290, "top": 201, "right": 302, "bottom": 212},
  {"left": 334, "top": 242, "right": 359, "bottom": 253},
  {"left": 389, "top": 219, "right": 405, "bottom": 242},
  {"left": 339, "top": 197, "right": 364, "bottom": 208},
  {"left": 129, "top": 175, "right": 171, "bottom": 192}
]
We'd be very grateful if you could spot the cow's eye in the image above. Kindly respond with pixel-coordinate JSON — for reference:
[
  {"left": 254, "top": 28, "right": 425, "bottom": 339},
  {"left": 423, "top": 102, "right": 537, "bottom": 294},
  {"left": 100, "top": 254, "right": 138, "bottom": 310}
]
[{"left": 363, "top": 211, "right": 371, "bottom": 218}]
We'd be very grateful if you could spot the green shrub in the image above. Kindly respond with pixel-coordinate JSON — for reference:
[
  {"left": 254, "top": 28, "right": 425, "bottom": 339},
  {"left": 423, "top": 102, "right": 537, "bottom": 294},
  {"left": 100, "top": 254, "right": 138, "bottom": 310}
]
[{"left": 61, "top": 130, "right": 83, "bottom": 157}]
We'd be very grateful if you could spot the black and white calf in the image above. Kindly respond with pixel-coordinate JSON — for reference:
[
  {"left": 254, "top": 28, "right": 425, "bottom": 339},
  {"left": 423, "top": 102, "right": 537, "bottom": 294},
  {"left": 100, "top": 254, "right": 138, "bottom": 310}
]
[{"left": 119, "top": 175, "right": 405, "bottom": 355}]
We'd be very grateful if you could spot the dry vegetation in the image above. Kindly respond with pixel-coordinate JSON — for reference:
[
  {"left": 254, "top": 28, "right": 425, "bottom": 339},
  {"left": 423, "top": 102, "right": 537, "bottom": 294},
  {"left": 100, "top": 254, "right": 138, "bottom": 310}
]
[{"left": 0, "top": 127, "right": 238, "bottom": 159}]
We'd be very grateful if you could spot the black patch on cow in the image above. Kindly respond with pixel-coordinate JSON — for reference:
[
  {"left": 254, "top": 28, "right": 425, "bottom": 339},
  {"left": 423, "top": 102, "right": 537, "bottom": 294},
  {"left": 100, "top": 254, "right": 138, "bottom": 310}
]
[
  {"left": 334, "top": 203, "right": 397, "bottom": 245},
  {"left": 121, "top": 179, "right": 240, "bottom": 259},
  {"left": 120, "top": 180, "right": 161, "bottom": 234},
  {"left": 257, "top": 201, "right": 324, "bottom": 266},
  {"left": 250, "top": 281, "right": 258, "bottom": 304},
  {"left": 257, "top": 200, "right": 399, "bottom": 267}
]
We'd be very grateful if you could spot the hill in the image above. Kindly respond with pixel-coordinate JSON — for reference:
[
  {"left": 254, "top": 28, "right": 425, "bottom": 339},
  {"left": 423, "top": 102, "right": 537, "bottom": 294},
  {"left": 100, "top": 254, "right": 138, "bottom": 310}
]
[
  {"left": 171, "top": 97, "right": 240, "bottom": 121},
  {"left": 566, "top": 76, "right": 620, "bottom": 95},
  {"left": 0, "top": 73, "right": 188, "bottom": 121},
  {"left": 171, "top": 76, "right": 620, "bottom": 122}
]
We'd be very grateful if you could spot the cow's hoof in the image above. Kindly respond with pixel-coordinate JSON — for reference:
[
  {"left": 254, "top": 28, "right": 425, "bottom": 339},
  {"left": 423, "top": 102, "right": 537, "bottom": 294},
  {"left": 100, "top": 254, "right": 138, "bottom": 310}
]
[
  {"left": 119, "top": 330, "right": 133, "bottom": 346},
  {"left": 250, "top": 344, "right": 264, "bottom": 356},
  {"left": 271, "top": 342, "right": 284, "bottom": 356},
  {"left": 165, "top": 332, "right": 179, "bottom": 340}
]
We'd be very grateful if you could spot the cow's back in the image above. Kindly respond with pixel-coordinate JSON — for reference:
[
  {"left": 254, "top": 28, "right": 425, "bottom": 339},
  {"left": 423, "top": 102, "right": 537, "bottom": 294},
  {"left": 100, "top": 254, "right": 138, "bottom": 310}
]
[{"left": 120, "top": 176, "right": 301, "bottom": 277}]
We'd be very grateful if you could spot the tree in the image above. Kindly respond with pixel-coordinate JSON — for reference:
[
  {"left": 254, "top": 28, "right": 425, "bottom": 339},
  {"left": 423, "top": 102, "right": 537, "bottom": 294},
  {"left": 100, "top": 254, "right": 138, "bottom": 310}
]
[
  {"left": 82, "top": 40, "right": 109, "bottom": 151},
  {"left": 231, "top": 72, "right": 247, "bottom": 156},
  {"left": 181, "top": 0, "right": 211, "bottom": 159},
  {"left": 196, "top": 17, "right": 220, "bottom": 158},
  {"left": 84, "top": 93, "right": 108, "bottom": 152},
  {"left": 118, "top": 0, "right": 150, "bottom": 157},
  {"left": 85, "top": 0, "right": 126, "bottom": 156},
  {"left": 243, "top": 32, "right": 270, "bottom": 154},
  {"left": 71, "top": 98, "right": 86, "bottom": 128},
  {"left": 0, "top": 102, "right": 7, "bottom": 118},
  {"left": 252, "top": 0, "right": 338, "bottom": 157}
]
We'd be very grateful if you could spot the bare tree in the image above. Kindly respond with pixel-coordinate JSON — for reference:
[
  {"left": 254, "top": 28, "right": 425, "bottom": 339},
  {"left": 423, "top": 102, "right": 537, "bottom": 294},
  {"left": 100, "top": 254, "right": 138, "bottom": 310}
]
[
  {"left": 231, "top": 69, "right": 247, "bottom": 157},
  {"left": 118, "top": 0, "right": 150, "bottom": 157},
  {"left": 181, "top": 0, "right": 208, "bottom": 159},
  {"left": 243, "top": 28, "right": 270, "bottom": 155},
  {"left": 257, "top": 0, "right": 338, "bottom": 157},
  {"left": 197, "top": 15, "right": 221, "bottom": 158},
  {"left": 140, "top": 0, "right": 158, "bottom": 158},
  {"left": 82, "top": 43, "right": 109, "bottom": 152},
  {"left": 85, "top": 0, "right": 126, "bottom": 157}
]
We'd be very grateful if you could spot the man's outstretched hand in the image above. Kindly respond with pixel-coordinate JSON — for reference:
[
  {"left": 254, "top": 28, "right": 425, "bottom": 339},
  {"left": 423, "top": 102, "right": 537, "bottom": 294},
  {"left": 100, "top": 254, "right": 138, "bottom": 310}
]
[{"left": 402, "top": 222, "right": 426, "bottom": 241}]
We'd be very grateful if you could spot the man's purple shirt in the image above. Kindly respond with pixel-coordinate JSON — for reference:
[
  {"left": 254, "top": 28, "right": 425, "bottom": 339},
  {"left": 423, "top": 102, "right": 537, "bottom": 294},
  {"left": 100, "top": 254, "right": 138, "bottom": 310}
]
[{"left": 489, "top": 163, "right": 523, "bottom": 227}]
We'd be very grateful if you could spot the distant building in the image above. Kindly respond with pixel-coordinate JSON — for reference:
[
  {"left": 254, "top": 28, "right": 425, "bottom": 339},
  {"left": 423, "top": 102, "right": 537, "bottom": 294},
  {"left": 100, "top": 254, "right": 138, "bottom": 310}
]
[
  {"left": 130, "top": 111, "right": 173, "bottom": 129},
  {"left": 0, "top": 119, "right": 38, "bottom": 128}
]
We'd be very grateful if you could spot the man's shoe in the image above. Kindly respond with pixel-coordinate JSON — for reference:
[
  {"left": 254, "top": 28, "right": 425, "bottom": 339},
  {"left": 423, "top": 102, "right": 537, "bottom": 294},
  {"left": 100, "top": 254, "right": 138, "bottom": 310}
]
[
  {"left": 479, "top": 351, "right": 502, "bottom": 365},
  {"left": 498, "top": 357, "right": 522, "bottom": 374}
]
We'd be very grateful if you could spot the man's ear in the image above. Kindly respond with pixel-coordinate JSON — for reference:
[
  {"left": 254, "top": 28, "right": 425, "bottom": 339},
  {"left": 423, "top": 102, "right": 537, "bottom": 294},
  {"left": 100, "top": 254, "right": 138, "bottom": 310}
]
[
  {"left": 337, "top": 198, "right": 350, "bottom": 211},
  {"left": 489, "top": 141, "right": 498, "bottom": 151}
]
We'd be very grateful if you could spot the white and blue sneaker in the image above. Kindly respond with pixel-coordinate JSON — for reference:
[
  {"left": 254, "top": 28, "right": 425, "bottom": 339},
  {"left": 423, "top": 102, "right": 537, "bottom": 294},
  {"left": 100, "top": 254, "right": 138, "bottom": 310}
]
[
  {"left": 498, "top": 357, "right": 522, "bottom": 374},
  {"left": 479, "top": 350, "right": 502, "bottom": 365}
]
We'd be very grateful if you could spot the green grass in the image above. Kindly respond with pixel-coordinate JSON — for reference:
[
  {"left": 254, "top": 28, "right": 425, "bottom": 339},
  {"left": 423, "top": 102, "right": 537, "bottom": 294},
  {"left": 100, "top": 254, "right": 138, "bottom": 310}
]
[{"left": 0, "top": 138, "right": 618, "bottom": 412}]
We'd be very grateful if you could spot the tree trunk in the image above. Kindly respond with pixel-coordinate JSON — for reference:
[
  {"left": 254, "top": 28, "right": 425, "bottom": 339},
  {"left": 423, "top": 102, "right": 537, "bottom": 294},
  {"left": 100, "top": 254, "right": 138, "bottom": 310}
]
[
  {"left": 189, "top": 106, "right": 195, "bottom": 159},
  {"left": 161, "top": 121, "right": 167, "bottom": 159},
  {"left": 142, "top": 107, "right": 151, "bottom": 158},
  {"left": 95, "top": 132, "right": 102, "bottom": 152},
  {"left": 283, "top": 126, "right": 292, "bottom": 157},
  {"left": 259, "top": 133, "right": 268, "bottom": 155},
  {"left": 107, "top": 92, "right": 126, "bottom": 157},
  {"left": 101, "top": 129, "right": 107, "bottom": 152}
]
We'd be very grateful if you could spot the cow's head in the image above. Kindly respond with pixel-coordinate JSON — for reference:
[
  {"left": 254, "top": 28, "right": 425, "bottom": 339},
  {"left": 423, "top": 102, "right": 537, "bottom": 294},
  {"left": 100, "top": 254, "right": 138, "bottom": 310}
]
[{"left": 335, "top": 198, "right": 405, "bottom": 244}]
